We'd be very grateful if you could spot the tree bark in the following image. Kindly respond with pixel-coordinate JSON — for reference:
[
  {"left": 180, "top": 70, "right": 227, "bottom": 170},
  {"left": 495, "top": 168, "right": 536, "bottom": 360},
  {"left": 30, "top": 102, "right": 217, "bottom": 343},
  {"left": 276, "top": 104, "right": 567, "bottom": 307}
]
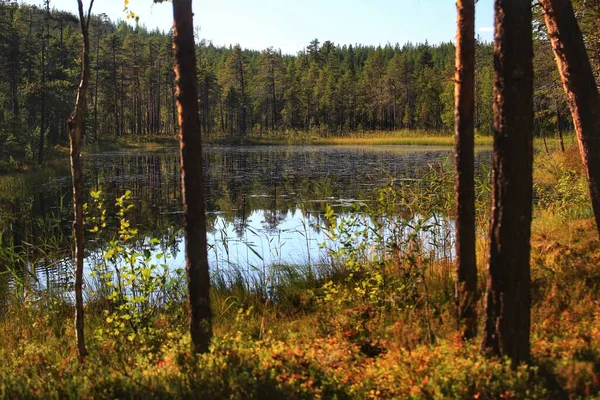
[
  {"left": 454, "top": 0, "right": 477, "bottom": 340},
  {"left": 172, "top": 0, "right": 212, "bottom": 354},
  {"left": 481, "top": 0, "right": 534, "bottom": 367},
  {"left": 540, "top": 0, "right": 600, "bottom": 238},
  {"left": 38, "top": 8, "right": 47, "bottom": 165},
  {"left": 68, "top": 0, "right": 94, "bottom": 360}
]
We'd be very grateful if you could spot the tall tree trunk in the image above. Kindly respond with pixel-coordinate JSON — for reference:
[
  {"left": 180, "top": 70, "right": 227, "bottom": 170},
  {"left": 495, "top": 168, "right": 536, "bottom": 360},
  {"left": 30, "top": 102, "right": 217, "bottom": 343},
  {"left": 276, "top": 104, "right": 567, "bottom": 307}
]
[
  {"left": 93, "top": 26, "right": 100, "bottom": 140},
  {"left": 68, "top": 0, "right": 94, "bottom": 360},
  {"left": 112, "top": 44, "right": 119, "bottom": 136},
  {"left": 481, "top": 0, "right": 534, "bottom": 367},
  {"left": 239, "top": 59, "right": 247, "bottom": 136},
  {"left": 172, "top": 70, "right": 177, "bottom": 135},
  {"left": 59, "top": 19, "right": 65, "bottom": 67},
  {"left": 158, "top": 57, "right": 162, "bottom": 135},
  {"left": 540, "top": 0, "right": 600, "bottom": 238},
  {"left": 454, "top": 0, "right": 477, "bottom": 340},
  {"left": 172, "top": 0, "right": 212, "bottom": 354},
  {"left": 204, "top": 77, "right": 210, "bottom": 135},
  {"left": 10, "top": 40, "right": 20, "bottom": 137},
  {"left": 39, "top": 15, "right": 47, "bottom": 165},
  {"left": 219, "top": 96, "right": 225, "bottom": 133},
  {"left": 120, "top": 66, "right": 125, "bottom": 135},
  {"left": 271, "top": 64, "right": 276, "bottom": 132}
]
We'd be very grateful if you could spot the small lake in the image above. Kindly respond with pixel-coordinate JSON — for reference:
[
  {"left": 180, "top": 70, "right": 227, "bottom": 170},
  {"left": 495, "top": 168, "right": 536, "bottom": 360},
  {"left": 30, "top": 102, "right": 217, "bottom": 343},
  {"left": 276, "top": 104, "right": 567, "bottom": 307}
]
[{"left": 0, "top": 145, "right": 490, "bottom": 296}]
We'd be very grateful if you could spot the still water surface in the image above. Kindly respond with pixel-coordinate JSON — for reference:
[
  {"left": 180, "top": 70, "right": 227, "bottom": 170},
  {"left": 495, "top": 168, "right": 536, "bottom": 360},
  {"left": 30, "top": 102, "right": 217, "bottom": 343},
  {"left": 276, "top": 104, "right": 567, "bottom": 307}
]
[{"left": 0, "top": 145, "right": 489, "bottom": 293}]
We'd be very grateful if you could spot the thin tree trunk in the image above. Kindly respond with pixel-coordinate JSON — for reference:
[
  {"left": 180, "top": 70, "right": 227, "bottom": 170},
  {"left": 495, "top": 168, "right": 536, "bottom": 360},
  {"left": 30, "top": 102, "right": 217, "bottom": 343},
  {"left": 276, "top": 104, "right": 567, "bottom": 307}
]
[
  {"left": 481, "top": 0, "right": 534, "bottom": 367},
  {"left": 555, "top": 97, "right": 565, "bottom": 152},
  {"left": 10, "top": 43, "right": 19, "bottom": 136},
  {"left": 158, "top": 56, "right": 162, "bottom": 135},
  {"left": 219, "top": 95, "right": 225, "bottom": 133},
  {"left": 68, "top": 0, "right": 94, "bottom": 360},
  {"left": 172, "top": 0, "right": 212, "bottom": 354},
  {"left": 540, "top": 0, "right": 600, "bottom": 238},
  {"left": 542, "top": 130, "right": 550, "bottom": 154},
  {"left": 120, "top": 67, "right": 125, "bottom": 136},
  {"left": 112, "top": 43, "right": 119, "bottom": 136},
  {"left": 172, "top": 70, "right": 177, "bottom": 135},
  {"left": 454, "top": 0, "right": 477, "bottom": 340},
  {"left": 271, "top": 64, "right": 276, "bottom": 132},
  {"left": 93, "top": 28, "right": 100, "bottom": 140},
  {"left": 203, "top": 76, "right": 210, "bottom": 135},
  {"left": 239, "top": 59, "right": 247, "bottom": 136},
  {"left": 39, "top": 16, "right": 47, "bottom": 165}
]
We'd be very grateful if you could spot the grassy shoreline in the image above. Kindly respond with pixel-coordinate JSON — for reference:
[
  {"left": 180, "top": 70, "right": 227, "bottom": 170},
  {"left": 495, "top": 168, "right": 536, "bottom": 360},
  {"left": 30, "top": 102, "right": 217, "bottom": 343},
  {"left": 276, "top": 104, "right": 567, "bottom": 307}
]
[
  {"left": 0, "top": 130, "right": 576, "bottom": 175},
  {"left": 88, "top": 130, "right": 576, "bottom": 150},
  {"left": 1, "top": 144, "right": 598, "bottom": 398}
]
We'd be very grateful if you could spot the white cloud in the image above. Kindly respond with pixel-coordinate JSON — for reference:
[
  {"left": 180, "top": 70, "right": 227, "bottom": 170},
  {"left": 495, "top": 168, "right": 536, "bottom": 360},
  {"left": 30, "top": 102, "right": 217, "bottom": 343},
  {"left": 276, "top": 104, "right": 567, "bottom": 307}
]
[{"left": 478, "top": 27, "right": 494, "bottom": 32}]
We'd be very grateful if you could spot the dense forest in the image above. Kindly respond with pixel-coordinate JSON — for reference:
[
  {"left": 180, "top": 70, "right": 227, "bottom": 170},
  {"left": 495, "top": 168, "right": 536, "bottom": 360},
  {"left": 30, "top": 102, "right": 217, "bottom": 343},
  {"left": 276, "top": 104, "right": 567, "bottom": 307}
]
[{"left": 0, "top": 1, "right": 586, "bottom": 165}]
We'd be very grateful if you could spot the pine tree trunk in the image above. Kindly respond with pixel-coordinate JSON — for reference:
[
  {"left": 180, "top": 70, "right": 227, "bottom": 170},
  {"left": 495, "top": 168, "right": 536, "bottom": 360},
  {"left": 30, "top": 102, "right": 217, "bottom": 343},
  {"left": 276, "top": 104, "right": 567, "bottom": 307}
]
[
  {"left": 93, "top": 29, "right": 100, "bottom": 140},
  {"left": 481, "top": 0, "right": 534, "bottom": 367},
  {"left": 540, "top": 0, "right": 600, "bottom": 238},
  {"left": 172, "top": 0, "right": 212, "bottom": 354},
  {"left": 239, "top": 59, "right": 247, "bottom": 137},
  {"left": 454, "top": 0, "right": 477, "bottom": 340},
  {"left": 68, "top": 0, "right": 94, "bottom": 360},
  {"left": 112, "top": 45, "right": 119, "bottom": 136},
  {"left": 39, "top": 17, "right": 47, "bottom": 165},
  {"left": 158, "top": 57, "right": 162, "bottom": 135},
  {"left": 219, "top": 96, "right": 225, "bottom": 133},
  {"left": 271, "top": 65, "right": 276, "bottom": 132}
]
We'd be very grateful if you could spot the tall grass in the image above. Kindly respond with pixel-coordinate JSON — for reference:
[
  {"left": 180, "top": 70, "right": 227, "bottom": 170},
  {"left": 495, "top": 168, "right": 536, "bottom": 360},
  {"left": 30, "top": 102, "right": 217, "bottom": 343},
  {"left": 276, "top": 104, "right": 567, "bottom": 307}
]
[{"left": 0, "top": 143, "right": 599, "bottom": 398}]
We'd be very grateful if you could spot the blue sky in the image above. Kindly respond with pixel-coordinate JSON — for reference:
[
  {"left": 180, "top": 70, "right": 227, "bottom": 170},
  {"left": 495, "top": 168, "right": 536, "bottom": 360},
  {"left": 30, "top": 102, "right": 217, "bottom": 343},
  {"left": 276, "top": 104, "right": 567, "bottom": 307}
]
[{"left": 23, "top": 0, "right": 494, "bottom": 54}]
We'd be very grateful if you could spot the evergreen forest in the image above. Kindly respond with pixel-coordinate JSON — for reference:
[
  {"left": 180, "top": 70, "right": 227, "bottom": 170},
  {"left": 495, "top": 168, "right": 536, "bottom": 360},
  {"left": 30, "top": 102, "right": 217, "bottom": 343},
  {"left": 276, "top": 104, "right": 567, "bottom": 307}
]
[{"left": 0, "top": 1, "right": 579, "bottom": 166}]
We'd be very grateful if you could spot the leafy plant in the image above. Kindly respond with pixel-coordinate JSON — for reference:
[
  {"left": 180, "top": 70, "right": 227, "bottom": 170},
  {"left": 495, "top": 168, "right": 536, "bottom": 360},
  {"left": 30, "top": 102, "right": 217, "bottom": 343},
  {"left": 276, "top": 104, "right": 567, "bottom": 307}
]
[
  {"left": 535, "top": 165, "right": 591, "bottom": 218},
  {"left": 86, "top": 190, "right": 185, "bottom": 350}
]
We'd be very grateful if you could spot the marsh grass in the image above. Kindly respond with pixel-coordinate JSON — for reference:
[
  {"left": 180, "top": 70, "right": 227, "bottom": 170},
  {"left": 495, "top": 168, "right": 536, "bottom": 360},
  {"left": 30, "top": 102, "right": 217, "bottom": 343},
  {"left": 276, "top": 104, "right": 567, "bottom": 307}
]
[
  {"left": 205, "top": 129, "right": 576, "bottom": 149},
  {"left": 208, "top": 129, "right": 486, "bottom": 147}
]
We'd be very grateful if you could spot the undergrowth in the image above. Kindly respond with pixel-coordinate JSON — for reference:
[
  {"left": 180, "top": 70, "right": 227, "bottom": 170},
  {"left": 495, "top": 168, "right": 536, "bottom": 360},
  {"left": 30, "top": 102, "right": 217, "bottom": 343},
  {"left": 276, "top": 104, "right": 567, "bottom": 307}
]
[{"left": 0, "top": 144, "right": 599, "bottom": 399}]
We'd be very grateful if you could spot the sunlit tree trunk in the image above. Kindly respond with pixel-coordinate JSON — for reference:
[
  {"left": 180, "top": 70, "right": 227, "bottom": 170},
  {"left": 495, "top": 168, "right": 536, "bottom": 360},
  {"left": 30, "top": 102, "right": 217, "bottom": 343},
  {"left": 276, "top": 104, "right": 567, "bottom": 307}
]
[
  {"left": 38, "top": 3, "right": 49, "bottom": 165},
  {"left": 540, "top": 0, "right": 600, "bottom": 238},
  {"left": 454, "top": 0, "right": 477, "bottom": 340},
  {"left": 481, "top": 0, "right": 534, "bottom": 367},
  {"left": 172, "top": 0, "right": 212, "bottom": 354},
  {"left": 68, "top": 0, "right": 94, "bottom": 360}
]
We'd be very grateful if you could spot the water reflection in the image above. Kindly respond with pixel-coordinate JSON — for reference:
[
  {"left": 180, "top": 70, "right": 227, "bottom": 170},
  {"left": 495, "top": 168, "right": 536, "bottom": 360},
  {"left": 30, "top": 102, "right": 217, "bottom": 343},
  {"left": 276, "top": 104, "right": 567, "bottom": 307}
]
[{"left": 0, "top": 145, "right": 490, "bottom": 296}]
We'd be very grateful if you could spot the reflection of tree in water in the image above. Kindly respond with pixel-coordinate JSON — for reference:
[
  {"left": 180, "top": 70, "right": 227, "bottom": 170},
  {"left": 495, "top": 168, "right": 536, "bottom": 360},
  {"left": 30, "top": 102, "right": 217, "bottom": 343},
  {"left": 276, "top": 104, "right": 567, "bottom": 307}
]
[
  {"left": 261, "top": 184, "right": 286, "bottom": 232},
  {"left": 3, "top": 146, "right": 473, "bottom": 248},
  {"left": 0, "top": 146, "right": 491, "bottom": 300}
]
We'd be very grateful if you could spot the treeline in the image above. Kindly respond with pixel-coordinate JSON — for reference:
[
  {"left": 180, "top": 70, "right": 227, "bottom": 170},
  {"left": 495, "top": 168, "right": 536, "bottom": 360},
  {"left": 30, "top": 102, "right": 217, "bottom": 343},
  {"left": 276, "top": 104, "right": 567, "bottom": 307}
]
[{"left": 0, "top": 0, "right": 578, "bottom": 165}]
